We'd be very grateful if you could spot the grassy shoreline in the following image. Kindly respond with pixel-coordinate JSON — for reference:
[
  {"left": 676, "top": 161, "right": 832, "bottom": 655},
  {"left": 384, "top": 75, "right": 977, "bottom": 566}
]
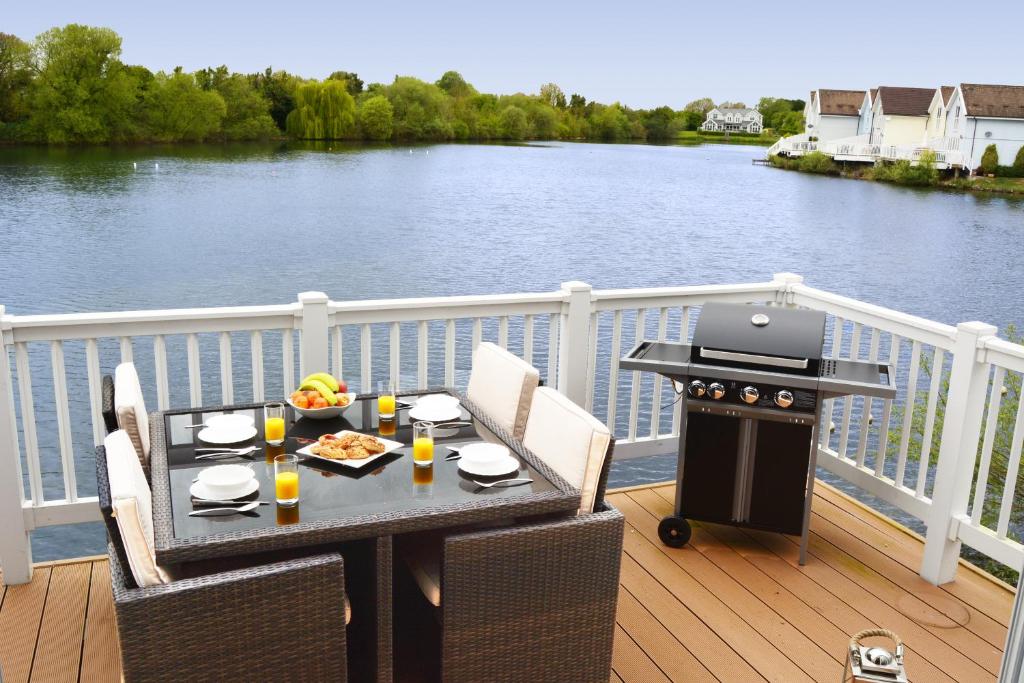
[{"left": 676, "top": 130, "right": 779, "bottom": 147}]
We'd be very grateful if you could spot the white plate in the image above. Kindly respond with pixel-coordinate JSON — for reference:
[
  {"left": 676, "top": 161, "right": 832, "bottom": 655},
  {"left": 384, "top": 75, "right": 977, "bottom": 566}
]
[
  {"left": 197, "top": 425, "right": 258, "bottom": 444},
  {"left": 190, "top": 478, "right": 260, "bottom": 501},
  {"left": 206, "top": 414, "right": 255, "bottom": 431},
  {"left": 408, "top": 406, "right": 462, "bottom": 423},
  {"left": 458, "top": 453, "right": 520, "bottom": 478},
  {"left": 458, "top": 442, "right": 510, "bottom": 465},
  {"left": 297, "top": 431, "right": 405, "bottom": 469}
]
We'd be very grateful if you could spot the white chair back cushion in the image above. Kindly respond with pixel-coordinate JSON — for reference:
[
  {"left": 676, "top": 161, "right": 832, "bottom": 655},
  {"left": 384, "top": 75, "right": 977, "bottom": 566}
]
[
  {"left": 466, "top": 342, "right": 539, "bottom": 440},
  {"left": 114, "top": 362, "right": 150, "bottom": 472},
  {"left": 522, "top": 387, "right": 611, "bottom": 514},
  {"left": 104, "top": 430, "right": 169, "bottom": 587}
]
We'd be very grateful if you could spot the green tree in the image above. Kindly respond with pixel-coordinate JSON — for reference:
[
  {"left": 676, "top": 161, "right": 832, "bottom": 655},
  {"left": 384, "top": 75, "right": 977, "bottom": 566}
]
[
  {"left": 1014, "top": 145, "right": 1024, "bottom": 171},
  {"left": 683, "top": 97, "right": 714, "bottom": 115},
  {"left": 539, "top": 83, "right": 566, "bottom": 109},
  {"left": 358, "top": 94, "right": 394, "bottom": 141},
  {"left": 251, "top": 68, "right": 301, "bottom": 131},
  {"left": 0, "top": 33, "right": 33, "bottom": 128},
  {"left": 718, "top": 100, "right": 747, "bottom": 109},
  {"left": 980, "top": 144, "right": 999, "bottom": 175},
  {"left": 327, "top": 71, "right": 363, "bottom": 96},
  {"left": 142, "top": 70, "right": 225, "bottom": 141},
  {"left": 436, "top": 71, "right": 474, "bottom": 99},
  {"left": 286, "top": 80, "right": 356, "bottom": 139},
  {"left": 641, "top": 106, "right": 676, "bottom": 141},
  {"left": 680, "top": 110, "right": 704, "bottom": 131},
  {"left": 213, "top": 73, "right": 277, "bottom": 140},
  {"left": 777, "top": 110, "right": 805, "bottom": 136},
  {"left": 28, "top": 24, "right": 142, "bottom": 143},
  {"left": 498, "top": 105, "right": 527, "bottom": 139},
  {"left": 568, "top": 93, "right": 586, "bottom": 116},
  {"left": 589, "top": 103, "right": 631, "bottom": 141},
  {"left": 386, "top": 76, "right": 451, "bottom": 140}
]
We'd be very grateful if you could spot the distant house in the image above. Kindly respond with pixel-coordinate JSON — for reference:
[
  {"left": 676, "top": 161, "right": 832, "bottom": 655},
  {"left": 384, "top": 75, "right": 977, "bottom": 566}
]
[
  {"left": 944, "top": 83, "right": 1024, "bottom": 170},
  {"left": 857, "top": 88, "right": 878, "bottom": 136},
  {"left": 869, "top": 86, "right": 934, "bottom": 145},
  {"left": 700, "top": 108, "right": 763, "bottom": 134},
  {"left": 803, "top": 89, "right": 864, "bottom": 141},
  {"left": 925, "top": 86, "right": 956, "bottom": 142}
]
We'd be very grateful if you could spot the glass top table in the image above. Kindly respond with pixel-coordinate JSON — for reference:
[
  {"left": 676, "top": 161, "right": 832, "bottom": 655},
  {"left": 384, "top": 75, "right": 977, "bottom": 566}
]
[{"left": 150, "top": 390, "right": 581, "bottom": 564}]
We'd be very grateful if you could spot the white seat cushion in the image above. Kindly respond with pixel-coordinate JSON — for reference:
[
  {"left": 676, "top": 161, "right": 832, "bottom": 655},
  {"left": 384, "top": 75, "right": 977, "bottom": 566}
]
[
  {"left": 522, "top": 387, "right": 611, "bottom": 514},
  {"left": 105, "top": 430, "right": 169, "bottom": 587},
  {"left": 466, "top": 342, "right": 539, "bottom": 441},
  {"left": 114, "top": 362, "right": 150, "bottom": 473}
]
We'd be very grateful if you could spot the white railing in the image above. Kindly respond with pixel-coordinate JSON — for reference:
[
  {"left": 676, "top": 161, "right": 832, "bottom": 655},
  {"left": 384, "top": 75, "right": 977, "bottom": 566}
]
[
  {"left": 766, "top": 133, "right": 814, "bottom": 157},
  {"left": 2, "top": 274, "right": 1024, "bottom": 591}
]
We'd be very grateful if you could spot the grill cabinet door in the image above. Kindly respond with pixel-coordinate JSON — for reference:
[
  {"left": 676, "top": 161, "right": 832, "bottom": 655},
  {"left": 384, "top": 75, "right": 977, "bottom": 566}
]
[
  {"left": 747, "top": 420, "right": 812, "bottom": 535},
  {"left": 681, "top": 412, "right": 739, "bottom": 524}
]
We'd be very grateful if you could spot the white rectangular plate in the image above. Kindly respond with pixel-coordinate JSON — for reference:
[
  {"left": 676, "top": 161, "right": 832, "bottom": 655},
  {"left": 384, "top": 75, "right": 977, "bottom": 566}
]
[{"left": 297, "top": 431, "right": 405, "bottom": 469}]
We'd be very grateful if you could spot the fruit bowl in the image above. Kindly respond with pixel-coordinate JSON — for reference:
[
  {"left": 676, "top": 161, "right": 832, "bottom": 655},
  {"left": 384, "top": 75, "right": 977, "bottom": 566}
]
[{"left": 288, "top": 392, "right": 357, "bottom": 420}]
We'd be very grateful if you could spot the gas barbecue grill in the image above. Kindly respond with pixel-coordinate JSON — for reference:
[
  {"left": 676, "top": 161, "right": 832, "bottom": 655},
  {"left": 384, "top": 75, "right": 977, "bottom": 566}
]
[{"left": 620, "top": 302, "right": 896, "bottom": 564}]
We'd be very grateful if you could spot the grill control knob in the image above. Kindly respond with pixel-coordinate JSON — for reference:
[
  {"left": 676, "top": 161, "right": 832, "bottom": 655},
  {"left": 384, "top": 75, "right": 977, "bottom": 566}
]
[
  {"left": 740, "top": 386, "right": 759, "bottom": 404},
  {"left": 775, "top": 390, "right": 794, "bottom": 408},
  {"left": 708, "top": 382, "right": 726, "bottom": 400},
  {"left": 687, "top": 380, "right": 706, "bottom": 398}
]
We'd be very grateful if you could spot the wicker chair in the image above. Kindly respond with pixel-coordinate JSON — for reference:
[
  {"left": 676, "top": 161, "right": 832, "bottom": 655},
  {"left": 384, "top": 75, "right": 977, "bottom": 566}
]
[
  {"left": 97, "top": 444, "right": 349, "bottom": 682},
  {"left": 101, "top": 374, "right": 118, "bottom": 434}
]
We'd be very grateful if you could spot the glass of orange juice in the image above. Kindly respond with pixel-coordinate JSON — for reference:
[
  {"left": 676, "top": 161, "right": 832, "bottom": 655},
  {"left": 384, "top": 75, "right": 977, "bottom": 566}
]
[
  {"left": 264, "top": 402, "right": 286, "bottom": 446},
  {"left": 274, "top": 454, "right": 299, "bottom": 506},
  {"left": 412, "top": 421, "right": 434, "bottom": 467},
  {"left": 377, "top": 381, "right": 396, "bottom": 419}
]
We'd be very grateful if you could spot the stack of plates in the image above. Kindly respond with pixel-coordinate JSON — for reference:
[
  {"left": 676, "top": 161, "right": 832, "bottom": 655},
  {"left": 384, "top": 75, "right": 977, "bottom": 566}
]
[
  {"left": 457, "top": 443, "right": 519, "bottom": 477},
  {"left": 190, "top": 464, "right": 259, "bottom": 500},
  {"left": 408, "top": 394, "right": 462, "bottom": 423}
]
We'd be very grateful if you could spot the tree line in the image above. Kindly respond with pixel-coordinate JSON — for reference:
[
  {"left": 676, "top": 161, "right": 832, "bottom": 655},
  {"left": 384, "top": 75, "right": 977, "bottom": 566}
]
[{"left": 0, "top": 25, "right": 805, "bottom": 145}]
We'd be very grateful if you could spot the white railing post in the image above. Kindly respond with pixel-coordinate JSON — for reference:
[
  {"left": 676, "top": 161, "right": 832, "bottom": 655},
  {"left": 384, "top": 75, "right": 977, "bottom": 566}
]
[
  {"left": 557, "top": 281, "right": 593, "bottom": 406},
  {"left": 0, "top": 306, "right": 33, "bottom": 585},
  {"left": 297, "top": 292, "right": 330, "bottom": 383},
  {"left": 1001, "top": 570, "right": 1024, "bottom": 682},
  {"left": 921, "top": 321, "right": 998, "bottom": 585},
  {"left": 771, "top": 272, "right": 804, "bottom": 305}
]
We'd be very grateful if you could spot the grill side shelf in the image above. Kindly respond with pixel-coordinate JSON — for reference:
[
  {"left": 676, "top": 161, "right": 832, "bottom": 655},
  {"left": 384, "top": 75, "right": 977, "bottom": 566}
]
[
  {"left": 818, "top": 360, "right": 897, "bottom": 400},
  {"left": 619, "top": 341, "right": 692, "bottom": 377}
]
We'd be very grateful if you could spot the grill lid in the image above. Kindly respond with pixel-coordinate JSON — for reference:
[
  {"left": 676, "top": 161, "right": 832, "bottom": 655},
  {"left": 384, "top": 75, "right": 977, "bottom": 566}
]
[{"left": 692, "top": 303, "right": 826, "bottom": 376}]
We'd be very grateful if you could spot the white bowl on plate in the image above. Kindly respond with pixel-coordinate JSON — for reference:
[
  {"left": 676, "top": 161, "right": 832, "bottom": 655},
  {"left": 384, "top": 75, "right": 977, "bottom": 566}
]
[
  {"left": 197, "top": 464, "right": 255, "bottom": 498},
  {"left": 414, "top": 394, "right": 460, "bottom": 410},
  {"left": 459, "top": 442, "right": 510, "bottom": 467},
  {"left": 206, "top": 414, "right": 254, "bottom": 431},
  {"left": 288, "top": 392, "right": 357, "bottom": 420}
]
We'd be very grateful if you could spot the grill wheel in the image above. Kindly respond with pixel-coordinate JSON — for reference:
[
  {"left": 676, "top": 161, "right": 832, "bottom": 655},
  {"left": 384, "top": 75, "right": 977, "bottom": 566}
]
[{"left": 658, "top": 516, "right": 692, "bottom": 548}]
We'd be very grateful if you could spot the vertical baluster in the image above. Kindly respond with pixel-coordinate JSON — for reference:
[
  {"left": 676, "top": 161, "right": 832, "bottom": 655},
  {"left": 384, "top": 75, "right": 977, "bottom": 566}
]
[
  {"left": 523, "top": 315, "right": 534, "bottom": 365},
  {"left": 119, "top": 336, "right": 133, "bottom": 363},
  {"left": 417, "top": 320, "right": 428, "bottom": 389},
  {"left": 607, "top": 310, "right": 623, "bottom": 433},
  {"left": 824, "top": 317, "right": 845, "bottom": 448},
  {"left": 444, "top": 319, "right": 455, "bottom": 387},
  {"left": 85, "top": 338, "right": 103, "bottom": 446},
  {"left": 472, "top": 318, "right": 482, "bottom": 352},
  {"left": 186, "top": 333, "right": 202, "bottom": 408},
  {"left": 896, "top": 340, "right": 922, "bottom": 488},
  {"left": 50, "top": 341, "right": 77, "bottom": 502},
  {"left": 855, "top": 328, "right": 880, "bottom": 467},
  {"left": 874, "top": 334, "right": 901, "bottom": 477},
  {"left": 972, "top": 366, "right": 1006, "bottom": 525},
  {"left": 15, "top": 343, "right": 43, "bottom": 504},
  {"left": 390, "top": 322, "right": 400, "bottom": 388},
  {"left": 915, "top": 347, "right": 946, "bottom": 497},
  {"left": 154, "top": 335, "right": 170, "bottom": 409},
  {"left": 498, "top": 316, "right": 508, "bottom": 349},
  {"left": 282, "top": 330, "right": 295, "bottom": 395},
  {"left": 672, "top": 306, "right": 690, "bottom": 436},
  {"left": 360, "top": 324, "right": 372, "bottom": 393},
  {"left": 219, "top": 332, "right": 233, "bottom": 405},
  {"left": 332, "top": 326, "right": 343, "bottom": 379},
  {"left": 250, "top": 331, "right": 264, "bottom": 402},
  {"left": 296, "top": 329, "right": 304, "bottom": 380},
  {"left": 547, "top": 314, "right": 559, "bottom": 387},
  {"left": 838, "top": 323, "right": 862, "bottom": 459},
  {"left": 585, "top": 312, "right": 599, "bottom": 412},
  {"left": 628, "top": 309, "right": 646, "bottom": 442},
  {"left": 996, "top": 397, "right": 1024, "bottom": 539},
  {"left": 649, "top": 308, "right": 668, "bottom": 438}
]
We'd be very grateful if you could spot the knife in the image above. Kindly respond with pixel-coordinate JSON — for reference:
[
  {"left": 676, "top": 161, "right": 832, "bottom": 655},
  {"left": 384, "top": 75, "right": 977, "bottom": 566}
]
[{"left": 188, "top": 502, "right": 260, "bottom": 516}]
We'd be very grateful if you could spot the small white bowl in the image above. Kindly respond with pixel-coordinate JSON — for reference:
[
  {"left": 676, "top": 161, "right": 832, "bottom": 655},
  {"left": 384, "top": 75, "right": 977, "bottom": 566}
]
[
  {"left": 206, "top": 414, "right": 254, "bottom": 431},
  {"left": 459, "top": 442, "right": 510, "bottom": 467},
  {"left": 288, "top": 392, "right": 357, "bottom": 420},
  {"left": 197, "top": 464, "right": 255, "bottom": 498},
  {"left": 415, "top": 394, "right": 460, "bottom": 410}
]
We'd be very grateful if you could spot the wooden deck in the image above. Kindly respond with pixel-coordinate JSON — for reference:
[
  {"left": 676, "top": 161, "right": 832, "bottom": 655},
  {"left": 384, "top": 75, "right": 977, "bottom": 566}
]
[{"left": 0, "top": 481, "right": 1014, "bottom": 682}]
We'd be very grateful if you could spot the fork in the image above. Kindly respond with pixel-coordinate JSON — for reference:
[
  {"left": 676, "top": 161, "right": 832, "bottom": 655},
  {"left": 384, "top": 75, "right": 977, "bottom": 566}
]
[
  {"left": 195, "top": 446, "right": 259, "bottom": 454},
  {"left": 473, "top": 477, "right": 533, "bottom": 489}
]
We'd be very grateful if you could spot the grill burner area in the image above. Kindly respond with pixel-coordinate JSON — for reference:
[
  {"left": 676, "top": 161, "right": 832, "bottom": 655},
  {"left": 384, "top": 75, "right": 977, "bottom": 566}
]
[{"left": 621, "top": 302, "right": 896, "bottom": 564}]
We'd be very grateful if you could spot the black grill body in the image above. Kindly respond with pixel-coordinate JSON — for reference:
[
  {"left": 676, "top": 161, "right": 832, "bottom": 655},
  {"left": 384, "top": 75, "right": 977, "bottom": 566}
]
[{"left": 620, "top": 302, "right": 896, "bottom": 563}]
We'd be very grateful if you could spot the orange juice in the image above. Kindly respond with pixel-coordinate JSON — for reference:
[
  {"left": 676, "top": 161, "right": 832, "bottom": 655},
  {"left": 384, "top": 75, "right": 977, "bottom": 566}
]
[
  {"left": 378, "top": 417, "right": 396, "bottom": 436},
  {"left": 413, "top": 464, "right": 434, "bottom": 485},
  {"left": 413, "top": 436, "right": 434, "bottom": 465},
  {"left": 378, "top": 394, "right": 396, "bottom": 418},
  {"left": 265, "top": 416, "right": 285, "bottom": 443},
  {"left": 275, "top": 470, "right": 299, "bottom": 503}
]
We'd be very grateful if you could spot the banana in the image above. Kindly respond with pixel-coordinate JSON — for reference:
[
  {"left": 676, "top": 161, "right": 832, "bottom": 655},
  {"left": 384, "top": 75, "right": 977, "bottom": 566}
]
[
  {"left": 300, "top": 372, "right": 339, "bottom": 392},
  {"left": 298, "top": 379, "right": 338, "bottom": 405}
]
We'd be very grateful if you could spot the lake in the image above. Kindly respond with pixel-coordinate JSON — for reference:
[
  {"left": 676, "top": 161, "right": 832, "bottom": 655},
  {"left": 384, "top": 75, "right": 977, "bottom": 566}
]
[{"left": 2, "top": 141, "right": 1023, "bottom": 560}]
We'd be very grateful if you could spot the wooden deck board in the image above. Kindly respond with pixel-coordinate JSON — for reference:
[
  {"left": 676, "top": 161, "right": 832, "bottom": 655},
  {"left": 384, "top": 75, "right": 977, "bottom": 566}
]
[{"left": 0, "top": 481, "right": 1014, "bottom": 683}]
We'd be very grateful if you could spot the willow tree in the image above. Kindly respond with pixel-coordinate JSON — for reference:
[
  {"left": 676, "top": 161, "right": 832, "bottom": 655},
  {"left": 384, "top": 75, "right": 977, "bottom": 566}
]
[{"left": 286, "top": 80, "right": 356, "bottom": 139}]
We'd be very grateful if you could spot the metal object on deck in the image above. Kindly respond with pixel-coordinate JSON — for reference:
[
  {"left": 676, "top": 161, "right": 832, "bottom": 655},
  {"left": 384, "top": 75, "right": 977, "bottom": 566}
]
[
  {"left": 843, "top": 629, "right": 908, "bottom": 683},
  {"left": 620, "top": 302, "right": 897, "bottom": 564}
]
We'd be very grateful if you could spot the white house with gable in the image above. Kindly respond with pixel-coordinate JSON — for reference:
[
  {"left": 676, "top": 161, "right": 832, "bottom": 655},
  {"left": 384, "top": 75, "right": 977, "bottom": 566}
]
[
  {"left": 803, "top": 89, "right": 864, "bottom": 141},
  {"left": 942, "top": 83, "right": 1024, "bottom": 170},
  {"left": 701, "top": 108, "right": 762, "bottom": 134}
]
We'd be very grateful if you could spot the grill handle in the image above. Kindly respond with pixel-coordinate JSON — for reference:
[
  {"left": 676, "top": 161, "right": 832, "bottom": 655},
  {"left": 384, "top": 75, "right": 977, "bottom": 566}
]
[{"left": 698, "top": 348, "right": 809, "bottom": 370}]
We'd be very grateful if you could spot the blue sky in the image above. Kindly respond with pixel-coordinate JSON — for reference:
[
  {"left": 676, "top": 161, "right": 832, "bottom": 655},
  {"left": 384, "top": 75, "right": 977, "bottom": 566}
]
[{"left": 7, "top": 1, "right": 1024, "bottom": 108}]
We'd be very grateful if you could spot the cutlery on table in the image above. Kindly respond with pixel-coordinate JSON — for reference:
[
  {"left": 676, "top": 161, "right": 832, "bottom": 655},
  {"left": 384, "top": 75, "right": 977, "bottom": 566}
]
[
  {"left": 473, "top": 477, "right": 533, "bottom": 490},
  {"left": 191, "top": 498, "right": 269, "bottom": 507},
  {"left": 188, "top": 501, "right": 260, "bottom": 516},
  {"left": 195, "top": 451, "right": 256, "bottom": 461},
  {"left": 433, "top": 421, "right": 472, "bottom": 429},
  {"left": 195, "top": 446, "right": 259, "bottom": 454}
]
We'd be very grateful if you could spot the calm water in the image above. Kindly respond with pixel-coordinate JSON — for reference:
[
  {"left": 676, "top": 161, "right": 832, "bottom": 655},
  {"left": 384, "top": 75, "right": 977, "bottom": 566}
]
[{"left": 2, "top": 141, "right": 1023, "bottom": 560}]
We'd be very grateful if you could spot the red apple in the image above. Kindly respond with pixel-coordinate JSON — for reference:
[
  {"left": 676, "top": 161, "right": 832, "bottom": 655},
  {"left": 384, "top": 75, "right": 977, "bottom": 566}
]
[{"left": 336, "top": 378, "right": 348, "bottom": 394}]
